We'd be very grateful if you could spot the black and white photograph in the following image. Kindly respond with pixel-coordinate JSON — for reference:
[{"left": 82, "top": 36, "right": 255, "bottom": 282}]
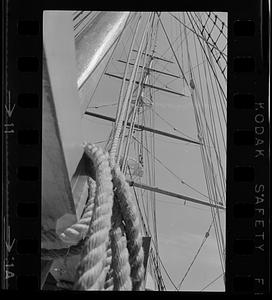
[{"left": 41, "top": 11, "right": 227, "bottom": 291}]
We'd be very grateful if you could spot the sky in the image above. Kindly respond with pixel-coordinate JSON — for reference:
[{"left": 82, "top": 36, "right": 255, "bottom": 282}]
[{"left": 81, "top": 11, "right": 227, "bottom": 291}]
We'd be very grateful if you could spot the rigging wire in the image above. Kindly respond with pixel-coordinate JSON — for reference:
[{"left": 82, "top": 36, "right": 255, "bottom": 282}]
[
  {"left": 104, "top": 13, "right": 143, "bottom": 152},
  {"left": 187, "top": 14, "right": 227, "bottom": 125},
  {"left": 194, "top": 12, "right": 227, "bottom": 63},
  {"left": 132, "top": 136, "right": 214, "bottom": 202},
  {"left": 193, "top": 13, "right": 227, "bottom": 119},
  {"left": 200, "top": 273, "right": 224, "bottom": 291},
  {"left": 196, "top": 31, "right": 226, "bottom": 245},
  {"left": 121, "top": 27, "right": 152, "bottom": 172},
  {"left": 201, "top": 39, "right": 227, "bottom": 203},
  {"left": 204, "top": 31, "right": 227, "bottom": 114},
  {"left": 116, "top": 33, "right": 149, "bottom": 164},
  {"left": 89, "top": 103, "right": 117, "bottom": 109},
  {"left": 169, "top": 12, "right": 227, "bottom": 59},
  {"left": 182, "top": 11, "right": 226, "bottom": 276},
  {"left": 91, "top": 11, "right": 227, "bottom": 290},
  {"left": 185, "top": 12, "right": 227, "bottom": 102},
  {"left": 150, "top": 22, "right": 160, "bottom": 252},
  {"left": 188, "top": 13, "right": 224, "bottom": 182},
  {"left": 210, "top": 12, "right": 228, "bottom": 29},
  {"left": 202, "top": 35, "right": 227, "bottom": 144},
  {"left": 177, "top": 219, "right": 214, "bottom": 290},
  {"left": 110, "top": 13, "right": 153, "bottom": 166},
  {"left": 182, "top": 12, "right": 226, "bottom": 197},
  {"left": 198, "top": 38, "right": 226, "bottom": 204},
  {"left": 153, "top": 107, "right": 199, "bottom": 142},
  {"left": 194, "top": 12, "right": 227, "bottom": 70},
  {"left": 157, "top": 12, "right": 189, "bottom": 87},
  {"left": 84, "top": 12, "right": 136, "bottom": 114},
  {"left": 131, "top": 27, "right": 181, "bottom": 286},
  {"left": 128, "top": 167, "right": 177, "bottom": 291},
  {"left": 201, "top": 145, "right": 226, "bottom": 274}
]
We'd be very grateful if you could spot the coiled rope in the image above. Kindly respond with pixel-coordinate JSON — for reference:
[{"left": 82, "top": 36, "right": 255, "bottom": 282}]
[
  {"left": 59, "top": 177, "right": 96, "bottom": 245},
  {"left": 110, "top": 199, "right": 132, "bottom": 290},
  {"left": 43, "top": 143, "right": 145, "bottom": 290},
  {"left": 112, "top": 167, "right": 145, "bottom": 290},
  {"left": 74, "top": 144, "right": 114, "bottom": 290}
]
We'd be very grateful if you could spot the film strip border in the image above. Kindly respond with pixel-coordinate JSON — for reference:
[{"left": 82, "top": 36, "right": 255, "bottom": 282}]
[
  {"left": 2, "top": 1, "right": 270, "bottom": 293},
  {"left": 2, "top": 0, "right": 41, "bottom": 290},
  {"left": 226, "top": 4, "right": 270, "bottom": 294}
]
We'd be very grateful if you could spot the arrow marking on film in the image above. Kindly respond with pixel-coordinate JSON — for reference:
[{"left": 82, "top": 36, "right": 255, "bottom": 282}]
[
  {"left": 6, "top": 225, "right": 15, "bottom": 252},
  {"left": 5, "top": 91, "right": 15, "bottom": 118}
]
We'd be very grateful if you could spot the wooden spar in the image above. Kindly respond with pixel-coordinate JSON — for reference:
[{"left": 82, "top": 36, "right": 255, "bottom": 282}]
[
  {"left": 85, "top": 111, "right": 202, "bottom": 145},
  {"left": 117, "top": 59, "right": 180, "bottom": 78},
  {"left": 104, "top": 73, "right": 189, "bottom": 97},
  {"left": 132, "top": 49, "right": 174, "bottom": 64},
  {"left": 128, "top": 181, "right": 226, "bottom": 210}
]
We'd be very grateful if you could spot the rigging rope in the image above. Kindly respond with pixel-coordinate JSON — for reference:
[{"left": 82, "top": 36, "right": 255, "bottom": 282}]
[
  {"left": 200, "top": 273, "right": 224, "bottom": 291},
  {"left": 129, "top": 170, "right": 176, "bottom": 291},
  {"left": 74, "top": 144, "right": 114, "bottom": 290},
  {"left": 157, "top": 12, "right": 189, "bottom": 87},
  {"left": 59, "top": 178, "right": 96, "bottom": 245},
  {"left": 192, "top": 12, "right": 227, "bottom": 81},
  {"left": 195, "top": 38, "right": 226, "bottom": 253},
  {"left": 110, "top": 13, "right": 152, "bottom": 167},
  {"left": 185, "top": 12, "right": 227, "bottom": 102},
  {"left": 177, "top": 219, "right": 214, "bottom": 290},
  {"left": 169, "top": 12, "right": 226, "bottom": 59},
  {"left": 118, "top": 32, "right": 150, "bottom": 168},
  {"left": 153, "top": 109, "right": 199, "bottom": 142},
  {"left": 110, "top": 199, "right": 132, "bottom": 290},
  {"left": 182, "top": 12, "right": 226, "bottom": 277},
  {"left": 181, "top": 11, "right": 226, "bottom": 211},
  {"left": 132, "top": 136, "right": 214, "bottom": 202}
]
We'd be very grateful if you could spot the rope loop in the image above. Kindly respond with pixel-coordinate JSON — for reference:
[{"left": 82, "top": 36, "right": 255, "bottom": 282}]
[
  {"left": 112, "top": 166, "right": 145, "bottom": 290},
  {"left": 74, "top": 144, "right": 114, "bottom": 290}
]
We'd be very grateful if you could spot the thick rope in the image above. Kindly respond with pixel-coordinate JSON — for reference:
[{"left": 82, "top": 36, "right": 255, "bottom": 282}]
[
  {"left": 104, "top": 274, "right": 114, "bottom": 290},
  {"left": 112, "top": 166, "right": 145, "bottom": 290},
  {"left": 43, "top": 143, "right": 145, "bottom": 290},
  {"left": 104, "top": 246, "right": 114, "bottom": 290},
  {"left": 59, "top": 178, "right": 96, "bottom": 245},
  {"left": 41, "top": 179, "right": 96, "bottom": 260},
  {"left": 110, "top": 199, "right": 132, "bottom": 290},
  {"left": 74, "top": 144, "right": 113, "bottom": 290}
]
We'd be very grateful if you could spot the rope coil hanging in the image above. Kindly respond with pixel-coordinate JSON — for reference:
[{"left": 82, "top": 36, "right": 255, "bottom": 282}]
[
  {"left": 112, "top": 167, "right": 145, "bottom": 290},
  {"left": 59, "top": 177, "right": 97, "bottom": 245},
  {"left": 74, "top": 144, "right": 114, "bottom": 290},
  {"left": 42, "top": 143, "right": 145, "bottom": 290}
]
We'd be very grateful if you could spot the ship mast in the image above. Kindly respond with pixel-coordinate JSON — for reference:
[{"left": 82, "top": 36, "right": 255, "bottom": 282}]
[{"left": 84, "top": 11, "right": 227, "bottom": 291}]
